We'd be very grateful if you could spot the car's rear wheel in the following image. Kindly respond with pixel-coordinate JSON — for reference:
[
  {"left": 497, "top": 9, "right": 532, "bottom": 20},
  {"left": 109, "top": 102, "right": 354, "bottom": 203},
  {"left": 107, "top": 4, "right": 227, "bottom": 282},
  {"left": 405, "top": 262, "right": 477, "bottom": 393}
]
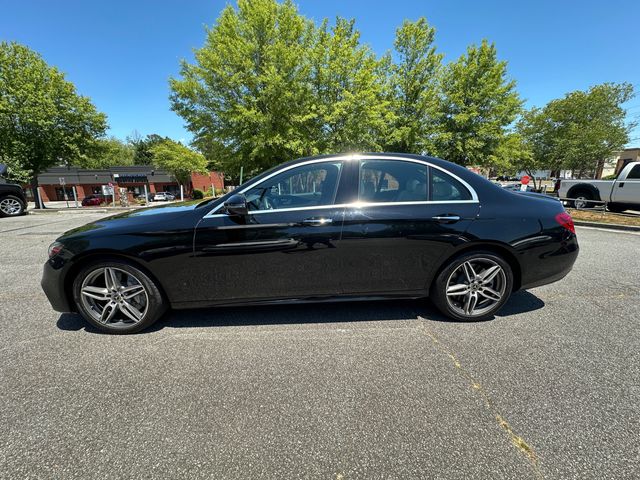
[
  {"left": 72, "top": 260, "right": 167, "bottom": 334},
  {"left": 570, "top": 190, "right": 594, "bottom": 209},
  {"left": 431, "top": 252, "right": 513, "bottom": 321},
  {"left": 0, "top": 195, "right": 25, "bottom": 217}
]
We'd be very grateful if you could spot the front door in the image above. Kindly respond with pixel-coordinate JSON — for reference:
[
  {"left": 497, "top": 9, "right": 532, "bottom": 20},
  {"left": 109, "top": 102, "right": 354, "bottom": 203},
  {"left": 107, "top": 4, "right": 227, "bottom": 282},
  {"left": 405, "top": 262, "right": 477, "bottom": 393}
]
[
  {"left": 339, "top": 159, "right": 480, "bottom": 295},
  {"left": 192, "top": 160, "right": 348, "bottom": 304},
  {"left": 611, "top": 163, "right": 640, "bottom": 204}
]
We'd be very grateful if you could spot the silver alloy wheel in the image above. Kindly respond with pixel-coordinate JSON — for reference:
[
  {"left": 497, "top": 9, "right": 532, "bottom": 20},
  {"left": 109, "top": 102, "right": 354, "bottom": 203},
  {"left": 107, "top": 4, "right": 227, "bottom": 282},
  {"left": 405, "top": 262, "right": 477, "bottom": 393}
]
[
  {"left": 0, "top": 198, "right": 22, "bottom": 215},
  {"left": 80, "top": 267, "right": 149, "bottom": 328},
  {"left": 574, "top": 196, "right": 589, "bottom": 209},
  {"left": 445, "top": 258, "right": 507, "bottom": 317}
]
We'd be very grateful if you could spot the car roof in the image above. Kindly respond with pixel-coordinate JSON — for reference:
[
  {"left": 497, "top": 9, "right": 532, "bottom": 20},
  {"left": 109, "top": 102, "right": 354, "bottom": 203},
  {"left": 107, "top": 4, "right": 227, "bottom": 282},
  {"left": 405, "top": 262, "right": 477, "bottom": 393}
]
[{"left": 270, "top": 152, "right": 495, "bottom": 195}]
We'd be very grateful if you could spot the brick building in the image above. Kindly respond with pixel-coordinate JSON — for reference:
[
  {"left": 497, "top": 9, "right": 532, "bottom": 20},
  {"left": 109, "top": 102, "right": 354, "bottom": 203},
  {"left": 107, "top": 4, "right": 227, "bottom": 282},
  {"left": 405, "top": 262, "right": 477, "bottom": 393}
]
[{"left": 35, "top": 166, "right": 224, "bottom": 202}]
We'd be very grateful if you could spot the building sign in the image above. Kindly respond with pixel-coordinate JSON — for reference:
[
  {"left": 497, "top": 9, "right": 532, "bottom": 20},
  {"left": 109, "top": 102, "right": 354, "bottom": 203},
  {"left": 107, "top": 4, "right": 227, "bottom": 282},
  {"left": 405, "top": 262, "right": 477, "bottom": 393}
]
[{"left": 113, "top": 173, "right": 148, "bottom": 183}]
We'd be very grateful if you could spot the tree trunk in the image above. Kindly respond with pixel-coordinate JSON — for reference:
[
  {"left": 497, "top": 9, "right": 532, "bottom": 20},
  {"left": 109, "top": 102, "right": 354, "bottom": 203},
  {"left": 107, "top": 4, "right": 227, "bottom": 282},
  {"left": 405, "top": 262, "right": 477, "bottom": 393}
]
[
  {"left": 525, "top": 170, "right": 538, "bottom": 190},
  {"left": 30, "top": 175, "right": 44, "bottom": 209}
]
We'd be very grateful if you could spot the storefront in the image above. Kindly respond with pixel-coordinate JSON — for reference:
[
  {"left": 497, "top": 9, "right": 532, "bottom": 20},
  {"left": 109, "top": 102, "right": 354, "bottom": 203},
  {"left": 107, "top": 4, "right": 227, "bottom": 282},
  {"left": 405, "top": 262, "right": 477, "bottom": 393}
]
[{"left": 35, "top": 166, "right": 224, "bottom": 202}]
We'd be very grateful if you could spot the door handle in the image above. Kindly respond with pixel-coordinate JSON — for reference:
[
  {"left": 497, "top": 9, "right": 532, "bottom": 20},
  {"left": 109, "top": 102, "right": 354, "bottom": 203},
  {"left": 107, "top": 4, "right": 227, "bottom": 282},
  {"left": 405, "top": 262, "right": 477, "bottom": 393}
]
[
  {"left": 618, "top": 182, "right": 625, "bottom": 188},
  {"left": 431, "top": 215, "right": 461, "bottom": 223},
  {"left": 302, "top": 217, "right": 333, "bottom": 226}
]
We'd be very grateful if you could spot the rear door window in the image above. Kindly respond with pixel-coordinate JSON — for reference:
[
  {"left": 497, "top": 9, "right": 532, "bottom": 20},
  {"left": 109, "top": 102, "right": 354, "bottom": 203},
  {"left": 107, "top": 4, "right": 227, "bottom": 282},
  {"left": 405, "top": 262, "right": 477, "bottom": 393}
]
[{"left": 358, "top": 160, "right": 428, "bottom": 203}]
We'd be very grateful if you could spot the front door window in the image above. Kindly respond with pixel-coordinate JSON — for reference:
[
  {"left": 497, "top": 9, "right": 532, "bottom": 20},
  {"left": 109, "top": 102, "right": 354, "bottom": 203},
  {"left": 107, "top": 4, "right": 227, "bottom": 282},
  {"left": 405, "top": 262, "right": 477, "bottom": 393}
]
[{"left": 244, "top": 161, "right": 343, "bottom": 211}]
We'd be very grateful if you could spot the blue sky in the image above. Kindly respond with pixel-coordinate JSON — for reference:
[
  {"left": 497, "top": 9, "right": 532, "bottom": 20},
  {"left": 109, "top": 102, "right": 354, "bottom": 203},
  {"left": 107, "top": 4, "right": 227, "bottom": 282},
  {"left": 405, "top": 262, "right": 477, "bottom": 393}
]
[{"left": 2, "top": 0, "right": 639, "bottom": 145}]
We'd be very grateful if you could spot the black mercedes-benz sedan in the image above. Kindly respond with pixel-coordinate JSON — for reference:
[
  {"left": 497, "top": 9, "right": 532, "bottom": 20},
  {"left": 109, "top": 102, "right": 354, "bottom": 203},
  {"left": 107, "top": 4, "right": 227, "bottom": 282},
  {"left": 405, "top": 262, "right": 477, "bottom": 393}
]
[{"left": 42, "top": 153, "right": 579, "bottom": 333}]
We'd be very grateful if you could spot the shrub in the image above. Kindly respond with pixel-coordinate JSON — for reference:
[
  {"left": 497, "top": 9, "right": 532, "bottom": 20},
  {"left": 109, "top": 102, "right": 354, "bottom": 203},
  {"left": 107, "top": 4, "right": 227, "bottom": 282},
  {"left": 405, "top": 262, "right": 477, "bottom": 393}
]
[{"left": 192, "top": 188, "right": 204, "bottom": 199}]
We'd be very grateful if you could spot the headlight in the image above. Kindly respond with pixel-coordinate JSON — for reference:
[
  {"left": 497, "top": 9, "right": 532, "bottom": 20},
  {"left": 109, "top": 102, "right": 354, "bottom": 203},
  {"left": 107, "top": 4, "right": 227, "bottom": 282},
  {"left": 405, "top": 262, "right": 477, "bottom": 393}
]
[{"left": 48, "top": 241, "right": 64, "bottom": 258}]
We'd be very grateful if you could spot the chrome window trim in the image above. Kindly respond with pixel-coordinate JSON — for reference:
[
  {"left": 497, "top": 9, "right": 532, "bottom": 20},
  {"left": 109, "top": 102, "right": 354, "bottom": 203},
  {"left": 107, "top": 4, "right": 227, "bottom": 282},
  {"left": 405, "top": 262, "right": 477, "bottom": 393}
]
[{"left": 203, "top": 154, "right": 479, "bottom": 219}]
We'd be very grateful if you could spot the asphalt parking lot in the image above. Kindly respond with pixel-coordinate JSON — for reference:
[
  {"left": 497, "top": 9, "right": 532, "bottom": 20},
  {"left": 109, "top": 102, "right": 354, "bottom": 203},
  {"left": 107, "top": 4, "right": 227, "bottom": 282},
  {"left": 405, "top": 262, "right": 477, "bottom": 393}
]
[{"left": 1, "top": 212, "right": 638, "bottom": 479}]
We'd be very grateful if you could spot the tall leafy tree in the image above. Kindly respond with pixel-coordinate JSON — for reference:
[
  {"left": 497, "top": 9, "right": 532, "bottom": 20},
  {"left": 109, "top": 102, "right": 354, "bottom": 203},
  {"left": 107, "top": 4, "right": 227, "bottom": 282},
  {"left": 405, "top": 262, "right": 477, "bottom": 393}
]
[
  {"left": 170, "top": 0, "right": 392, "bottom": 176},
  {"left": 434, "top": 40, "right": 522, "bottom": 168},
  {"left": 77, "top": 137, "right": 134, "bottom": 169},
  {"left": 384, "top": 18, "right": 442, "bottom": 153},
  {"left": 127, "top": 132, "right": 171, "bottom": 165},
  {"left": 519, "top": 83, "right": 634, "bottom": 178},
  {"left": 308, "top": 17, "right": 392, "bottom": 153},
  {"left": 149, "top": 139, "right": 208, "bottom": 191},
  {"left": 0, "top": 42, "right": 107, "bottom": 200},
  {"left": 170, "top": 0, "right": 316, "bottom": 177}
]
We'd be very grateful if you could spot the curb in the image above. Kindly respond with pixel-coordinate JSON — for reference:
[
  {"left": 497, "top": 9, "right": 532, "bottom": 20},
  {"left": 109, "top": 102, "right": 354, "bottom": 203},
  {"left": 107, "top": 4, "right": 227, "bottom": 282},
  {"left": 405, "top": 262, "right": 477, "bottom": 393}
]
[
  {"left": 573, "top": 220, "right": 640, "bottom": 232},
  {"left": 28, "top": 208, "right": 133, "bottom": 215}
]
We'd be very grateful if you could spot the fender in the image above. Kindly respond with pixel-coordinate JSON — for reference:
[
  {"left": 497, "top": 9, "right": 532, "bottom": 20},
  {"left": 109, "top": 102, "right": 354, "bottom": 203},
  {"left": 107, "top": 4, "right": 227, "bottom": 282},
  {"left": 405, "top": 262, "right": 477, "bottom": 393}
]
[{"left": 566, "top": 183, "right": 601, "bottom": 200}]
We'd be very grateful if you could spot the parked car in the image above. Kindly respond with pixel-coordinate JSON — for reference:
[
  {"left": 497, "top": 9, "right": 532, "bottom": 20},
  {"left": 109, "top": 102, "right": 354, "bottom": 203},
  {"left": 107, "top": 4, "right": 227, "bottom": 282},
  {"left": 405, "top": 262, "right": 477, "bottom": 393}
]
[
  {"left": 502, "top": 183, "right": 535, "bottom": 192},
  {"left": 558, "top": 162, "right": 640, "bottom": 212},
  {"left": 153, "top": 192, "right": 176, "bottom": 201},
  {"left": 136, "top": 192, "right": 154, "bottom": 202},
  {"left": 42, "top": 153, "right": 579, "bottom": 334},
  {"left": 81, "top": 194, "right": 107, "bottom": 207},
  {"left": 0, "top": 164, "right": 28, "bottom": 217}
]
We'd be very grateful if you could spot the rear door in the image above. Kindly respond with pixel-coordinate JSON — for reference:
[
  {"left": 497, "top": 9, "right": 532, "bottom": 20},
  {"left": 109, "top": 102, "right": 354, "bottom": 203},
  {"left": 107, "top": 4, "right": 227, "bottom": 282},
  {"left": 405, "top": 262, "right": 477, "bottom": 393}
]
[
  {"left": 340, "top": 158, "right": 480, "bottom": 295},
  {"left": 611, "top": 164, "right": 640, "bottom": 205}
]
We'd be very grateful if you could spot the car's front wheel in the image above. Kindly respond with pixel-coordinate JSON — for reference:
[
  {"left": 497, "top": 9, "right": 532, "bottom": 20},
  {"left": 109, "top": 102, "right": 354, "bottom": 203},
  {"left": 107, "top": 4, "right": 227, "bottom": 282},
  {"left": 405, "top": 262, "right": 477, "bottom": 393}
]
[
  {"left": 72, "top": 260, "right": 167, "bottom": 334},
  {"left": 430, "top": 252, "right": 513, "bottom": 321}
]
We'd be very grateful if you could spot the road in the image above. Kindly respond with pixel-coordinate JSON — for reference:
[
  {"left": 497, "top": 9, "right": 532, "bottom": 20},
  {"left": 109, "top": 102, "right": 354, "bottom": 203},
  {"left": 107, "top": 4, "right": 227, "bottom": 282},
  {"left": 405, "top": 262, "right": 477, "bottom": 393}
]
[{"left": 1, "top": 212, "right": 638, "bottom": 479}]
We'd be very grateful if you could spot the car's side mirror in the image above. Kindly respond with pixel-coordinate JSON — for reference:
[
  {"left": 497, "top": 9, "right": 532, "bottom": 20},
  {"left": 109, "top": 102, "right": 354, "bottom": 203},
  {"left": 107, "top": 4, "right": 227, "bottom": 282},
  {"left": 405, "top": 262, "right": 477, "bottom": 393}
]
[{"left": 224, "top": 193, "right": 248, "bottom": 216}]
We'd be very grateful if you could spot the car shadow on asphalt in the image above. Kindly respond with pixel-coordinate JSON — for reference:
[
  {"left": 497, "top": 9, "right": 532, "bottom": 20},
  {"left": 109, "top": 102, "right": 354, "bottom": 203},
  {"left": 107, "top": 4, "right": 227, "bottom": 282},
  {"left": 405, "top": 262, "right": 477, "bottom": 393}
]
[{"left": 56, "top": 290, "right": 545, "bottom": 334}]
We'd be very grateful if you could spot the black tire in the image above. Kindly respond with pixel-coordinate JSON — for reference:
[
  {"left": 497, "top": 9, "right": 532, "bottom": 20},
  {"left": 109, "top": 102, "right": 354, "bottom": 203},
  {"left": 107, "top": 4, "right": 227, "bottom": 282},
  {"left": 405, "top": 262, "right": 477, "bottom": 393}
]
[
  {"left": 72, "top": 259, "right": 167, "bottom": 334},
  {"left": 0, "top": 195, "right": 26, "bottom": 217},
  {"left": 569, "top": 190, "right": 594, "bottom": 209},
  {"left": 607, "top": 203, "right": 626, "bottom": 213},
  {"left": 430, "top": 251, "right": 513, "bottom": 322}
]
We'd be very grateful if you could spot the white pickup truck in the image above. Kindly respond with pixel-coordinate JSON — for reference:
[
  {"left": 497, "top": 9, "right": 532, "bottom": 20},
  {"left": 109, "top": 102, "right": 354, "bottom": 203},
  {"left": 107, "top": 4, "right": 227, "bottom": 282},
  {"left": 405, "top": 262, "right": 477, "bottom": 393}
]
[{"left": 558, "top": 161, "right": 640, "bottom": 212}]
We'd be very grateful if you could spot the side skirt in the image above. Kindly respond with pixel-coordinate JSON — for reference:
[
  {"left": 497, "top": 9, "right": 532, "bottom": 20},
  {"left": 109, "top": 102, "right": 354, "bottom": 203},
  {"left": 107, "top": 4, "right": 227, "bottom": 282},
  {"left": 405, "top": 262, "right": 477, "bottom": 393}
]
[{"left": 171, "top": 291, "right": 427, "bottom": 310}]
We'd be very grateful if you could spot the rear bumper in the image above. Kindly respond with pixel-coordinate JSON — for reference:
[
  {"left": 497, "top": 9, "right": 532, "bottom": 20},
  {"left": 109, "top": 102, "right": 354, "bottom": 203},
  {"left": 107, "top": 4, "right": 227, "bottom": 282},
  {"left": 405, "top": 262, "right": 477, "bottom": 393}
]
[
  {"left": 519, "top": 234, "right": 579, "bottom": 290},
  {"left": 41, "top": 260, "right": 73, "bottom": 312}
]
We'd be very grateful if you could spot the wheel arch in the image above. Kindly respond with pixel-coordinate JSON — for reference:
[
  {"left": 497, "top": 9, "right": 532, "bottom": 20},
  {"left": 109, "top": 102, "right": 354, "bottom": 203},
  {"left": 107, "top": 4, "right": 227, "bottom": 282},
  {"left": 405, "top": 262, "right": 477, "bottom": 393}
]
[
  {"left": 566, "top": 183, "right": 601, "bottom": 200},
  {"left": 63, "top": 250, "right": 170, "bottom": 311},
  {"left": 431, "top": 242, "right": 522, "bottom": 293}
]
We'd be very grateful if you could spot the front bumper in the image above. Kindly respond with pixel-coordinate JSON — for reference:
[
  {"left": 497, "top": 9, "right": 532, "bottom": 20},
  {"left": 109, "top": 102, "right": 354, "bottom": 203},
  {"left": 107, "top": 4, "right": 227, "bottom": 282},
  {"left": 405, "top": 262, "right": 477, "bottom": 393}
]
[{"left": 41, "top": 260, "right": 73, "bottom": 312}]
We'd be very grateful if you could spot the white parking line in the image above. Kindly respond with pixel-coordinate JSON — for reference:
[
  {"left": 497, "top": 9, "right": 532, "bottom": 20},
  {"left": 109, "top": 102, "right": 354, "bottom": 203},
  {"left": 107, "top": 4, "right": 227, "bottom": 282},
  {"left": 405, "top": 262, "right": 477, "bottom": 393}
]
[{"left": 575, "top": 225, "right": 640, "bottom": 236}]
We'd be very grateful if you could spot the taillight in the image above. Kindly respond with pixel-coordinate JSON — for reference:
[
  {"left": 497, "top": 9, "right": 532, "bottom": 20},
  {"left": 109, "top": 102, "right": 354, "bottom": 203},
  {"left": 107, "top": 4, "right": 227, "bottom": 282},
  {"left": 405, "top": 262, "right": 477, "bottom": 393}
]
[{"left": 555, "top": 212, "right": 575, "bottom": 234}]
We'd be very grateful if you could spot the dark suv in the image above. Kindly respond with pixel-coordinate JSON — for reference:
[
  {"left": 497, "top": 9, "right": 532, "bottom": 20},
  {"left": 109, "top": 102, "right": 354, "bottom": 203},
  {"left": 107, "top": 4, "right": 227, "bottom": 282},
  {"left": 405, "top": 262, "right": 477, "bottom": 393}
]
[{"left": 0, "top": 164, "right": 27, "bottom": 218}]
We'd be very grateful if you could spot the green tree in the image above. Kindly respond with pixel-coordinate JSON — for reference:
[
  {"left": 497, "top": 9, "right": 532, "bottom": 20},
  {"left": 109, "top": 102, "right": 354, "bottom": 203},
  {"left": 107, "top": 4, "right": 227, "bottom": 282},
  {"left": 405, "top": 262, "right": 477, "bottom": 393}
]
[
  {"left": 149, "top": 139, "right": 208, "bottom": 192},
  {"left": 77, "top": 137, "right": 134, "bottom": 169},
  {"left": 170, "top": 0, "right": 316, "bottom": 177},
  {"left": 0, "top": 42, "right": 107, "bottom": 202},
  {"left": 384, "top": 18, "right": 442, "bottom": 153},
  {"left": 308, "top": 17, "right": 392, "bottom": 153},
  {"left": 434, "top": 40, "right": 522, "bottom": 168},
  {"left": 127, "top": 132, "right": 170, "bottom": 165},
  {"left": 520, "top": 83, "right": 634, "bottom": 178},
  {"left": 170, "top": 0, "right": 391, "bottom": 176}
]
